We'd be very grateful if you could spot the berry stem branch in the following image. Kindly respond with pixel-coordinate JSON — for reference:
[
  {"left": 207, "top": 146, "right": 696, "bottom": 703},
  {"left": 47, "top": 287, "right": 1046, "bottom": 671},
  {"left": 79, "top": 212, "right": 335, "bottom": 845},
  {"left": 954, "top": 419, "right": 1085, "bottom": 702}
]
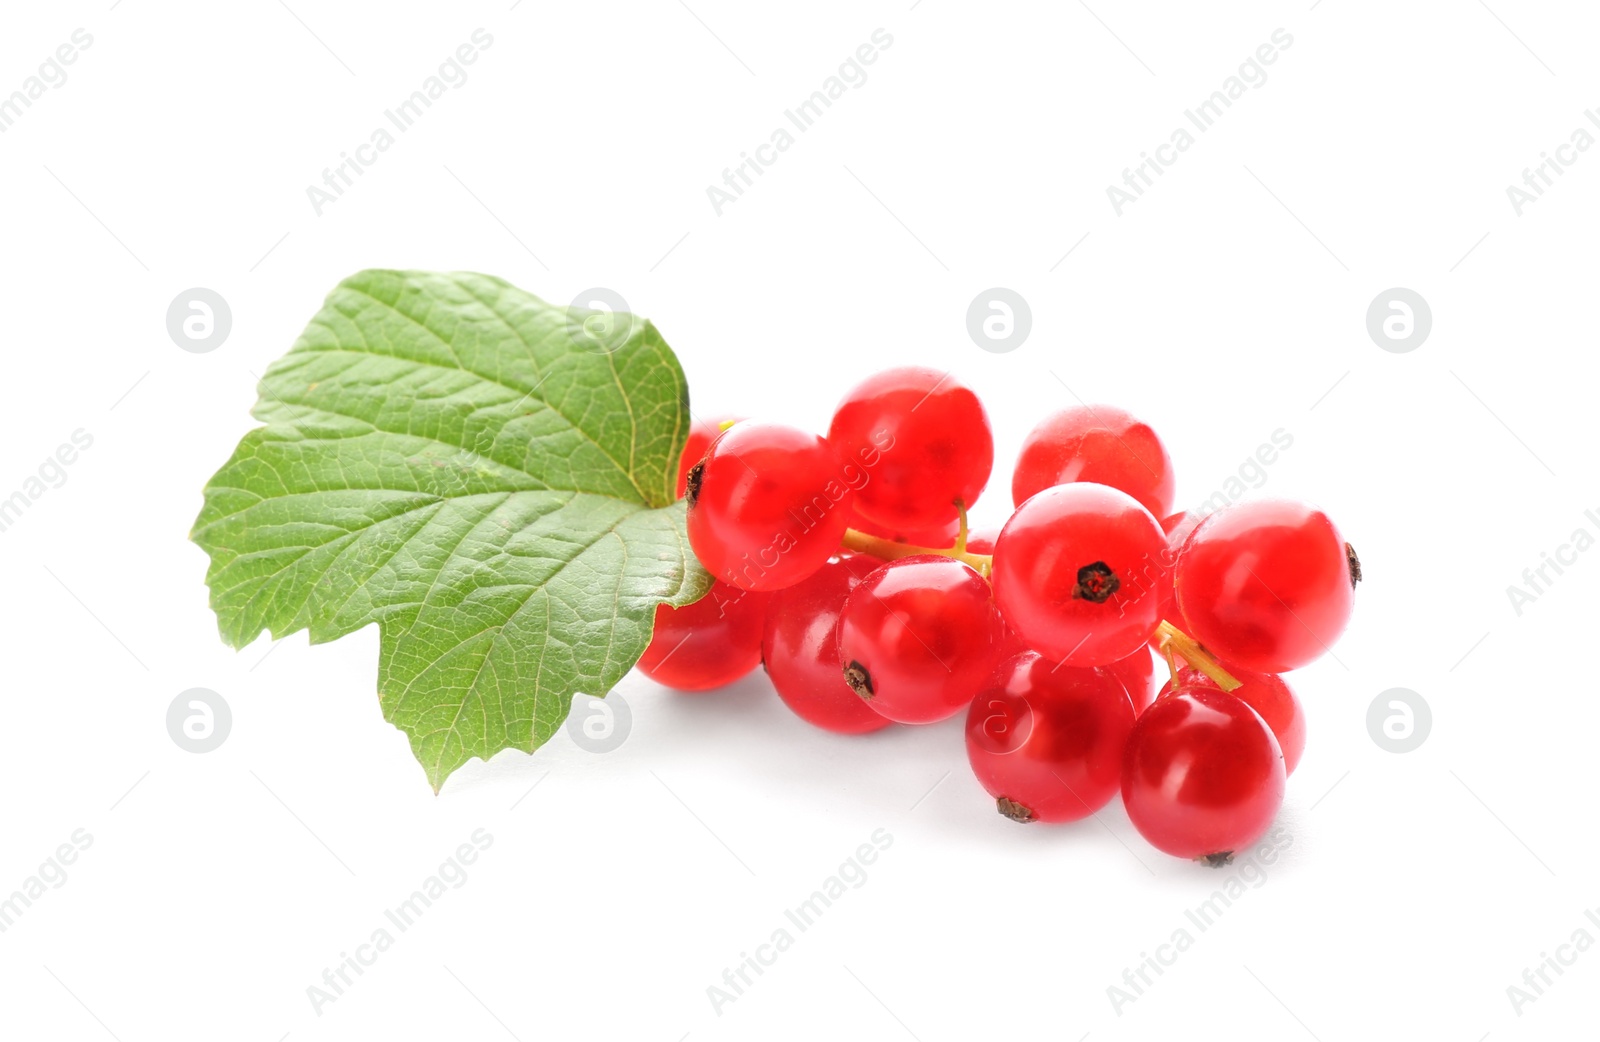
[
  {"left": 1161, "top": 641, "right": 1181, "bottom": 691},
  {"left": 1154, "top": 621, "right": 1242, "bottom": 692},
  {"left": 841, "top": 528, "right": 993, "bottom": 576}
]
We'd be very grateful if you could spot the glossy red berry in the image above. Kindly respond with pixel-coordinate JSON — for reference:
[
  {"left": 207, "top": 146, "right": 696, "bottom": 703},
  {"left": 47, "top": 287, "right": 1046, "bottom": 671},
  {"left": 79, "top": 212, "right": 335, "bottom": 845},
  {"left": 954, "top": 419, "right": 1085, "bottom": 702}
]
[
  {"left": 761, "top": 555, "right": 892, "bottom": 735},
  {"left": 637, "top": 580, "right": 769, "bottom": 690},
  {"left": 845, "top": 504, "right": 960, "bottom": 549},
  {"left": 1157, "top": 665, "right": 1306, "bottom": 776},
  {"left": 1122, "top": 687, "right": 1286, "bottom": 860},
  {"left": 1106, "top": 646, "right": 1156, "bottom": 714},
  {"left": 838, "top": 556, "right": 1004, "bottom": 724},
  {"left": 1012, "top": 405, "right": 1175, "bottom": 519},
  {"left": 675, "top": 415, "right": 743, "bottom": 498},
  {"left": 966, "top": 652, "right": 1135, "bottom": 823},
  {"left": 991, "top": 483, "right": 1165, "bottom": 667},
  {"left": 1154, "top": 510, "right": 1201, "bottom": 627},
  {"left": 964, "top": 526, "right": 1001, "bottom": 555},
  {"left": 685, "top": 422, "right": 854, "bottom": 592},
  {"left": 975, "top": 635, "right": 1150, "bottom": 711},
  {"left": 827, "top": 367, "right": 993, "bottom": 531},
  {"left": 1174, "top": 499, "right": 1358, "bottom": 673}
]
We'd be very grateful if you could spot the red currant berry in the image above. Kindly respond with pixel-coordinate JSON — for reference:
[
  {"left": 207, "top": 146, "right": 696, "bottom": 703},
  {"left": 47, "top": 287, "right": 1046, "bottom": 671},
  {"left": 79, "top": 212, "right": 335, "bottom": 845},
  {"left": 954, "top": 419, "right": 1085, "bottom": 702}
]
[
  {"left": 1153, "top": 510, "right": 1201, "bottom": 628},
  {"left": 685, "top": 422, "right": 854, "bottom": 592},
  {"left": 838, "top": 555, "right": 1004, "bottom": 724},
  {"left": 845, "top": 504, "right": 960, "bottom": 549},
  {"left": 827, "top": 367, "right": 993, "bottom": 531},
  {"left": 761, "top": 555, "right": 892, "bottom": 735},
  {"left": 966, "top": 652, "right": 1135, "bottom": 823},
  {"left": 991, "top": 483, "right": 1165, "bottom": 667},
  {"left": 1157, "top": 665, "right": 1306, "bottom": 775},
  {"left": 978, "top": 636, "right": 1149, "bottom": 711},
  {"left": 1122, "top": 686, "right": 1286, "bottom": 860},
  {"left": 1174, "top": 499, "right": 1358, "bottom": 673},
  {"left": 1012, "top": 405, "right": 1175, "bottom": 519},
  {"left": 964, "top": 526, "right": 1001, "bottom": 556},
  {"left": 1106, "top": 646, "right": 1156, "bottom": 714},
  {"left": 675, "top": 415, "right": 743, "bottom": 498},
  {"left": 991, "top": 620, "right": 1030, "bottom": 664},
  {"left": 637, "top": 580, "right": 769, "bottom": 690}
]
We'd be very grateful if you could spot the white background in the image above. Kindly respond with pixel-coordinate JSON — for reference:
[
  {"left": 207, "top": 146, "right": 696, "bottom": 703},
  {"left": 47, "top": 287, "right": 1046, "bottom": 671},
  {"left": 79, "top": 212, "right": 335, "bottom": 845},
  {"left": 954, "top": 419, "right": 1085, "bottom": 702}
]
[{"left": 1, "top": 1, "right": 1594, "bottom": 1038}]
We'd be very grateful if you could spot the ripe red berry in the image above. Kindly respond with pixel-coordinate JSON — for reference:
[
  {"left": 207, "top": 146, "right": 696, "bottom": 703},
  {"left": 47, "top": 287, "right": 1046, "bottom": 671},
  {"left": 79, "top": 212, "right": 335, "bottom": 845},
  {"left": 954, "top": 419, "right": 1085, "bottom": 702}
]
[
  {"left": 685, "top": 422, "right": 854, "bottom": 592},
  {"left": 988, "top": 636, "right": 1151, "bottom": 711},
  {"left": 675, "top": 415, "right": 743, "bottom": 498},
  {"left": 1157, "top": 665, "right": 1306, "bottom": 776},
  {"left": 1154, "top": 510, "right": 1201, "bottom": 627},
  {"left": 845, "top": 504, "right": 960, "bottom": 549},
  {"left": 838, "top": 555, "right": 1004, "bottom": 724},
  {"left": 966, "top": 652, "right": 1136, "bottom": 823},
  {"left": 1012, "top": 405, "right": 1175, "bottom": 519},
  {"left": 1122, "top": 687, "right": 1286, "bottom": 860},
  {"left": 964, "top": 526, "right": 1001, "bottom": 555},
  {"left": 827, "top": 367, "right": 993, "bottom": 531},
  {"left": 761, "top": 555, "right": 892, "bottom": 735},
  {"left": 637, "top": 580, "right": 769, "bottom": 690},
  {"left": 1106, "top": 646, "right": 1156, "bottom": 714},
  {"left": 1174, "top": 499, "right": 1358, "bottom": 673},
  {"left": 991, "top": 483, "right": 1165, "bottom": 667}
]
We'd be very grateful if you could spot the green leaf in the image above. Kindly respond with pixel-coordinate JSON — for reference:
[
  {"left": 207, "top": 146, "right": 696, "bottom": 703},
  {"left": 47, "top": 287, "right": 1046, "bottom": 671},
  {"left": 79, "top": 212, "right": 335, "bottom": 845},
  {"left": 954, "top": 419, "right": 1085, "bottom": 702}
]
[{"left": 191, "top": 270, "right": 711, "bottom": 790}]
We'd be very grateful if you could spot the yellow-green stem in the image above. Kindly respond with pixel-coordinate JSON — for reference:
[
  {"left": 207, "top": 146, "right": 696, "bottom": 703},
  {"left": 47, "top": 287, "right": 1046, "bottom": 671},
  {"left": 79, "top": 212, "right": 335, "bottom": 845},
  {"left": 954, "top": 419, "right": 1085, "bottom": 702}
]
[
  {"left": 1161, "top": 641, "right": 1181, "bottom": 691},
  {"left": 841, "top": 528, "right": 992, "bottom": 576},
  {"left": 1154, "top": 621, "right": 1242, "bottom": 692}
]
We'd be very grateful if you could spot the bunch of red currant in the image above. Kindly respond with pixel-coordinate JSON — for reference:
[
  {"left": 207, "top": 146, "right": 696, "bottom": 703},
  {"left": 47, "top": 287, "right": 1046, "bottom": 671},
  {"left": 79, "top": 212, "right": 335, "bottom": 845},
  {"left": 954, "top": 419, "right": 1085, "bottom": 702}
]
[{"left": 640, "top": 367, "right": 1359, "bottom": 865}]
